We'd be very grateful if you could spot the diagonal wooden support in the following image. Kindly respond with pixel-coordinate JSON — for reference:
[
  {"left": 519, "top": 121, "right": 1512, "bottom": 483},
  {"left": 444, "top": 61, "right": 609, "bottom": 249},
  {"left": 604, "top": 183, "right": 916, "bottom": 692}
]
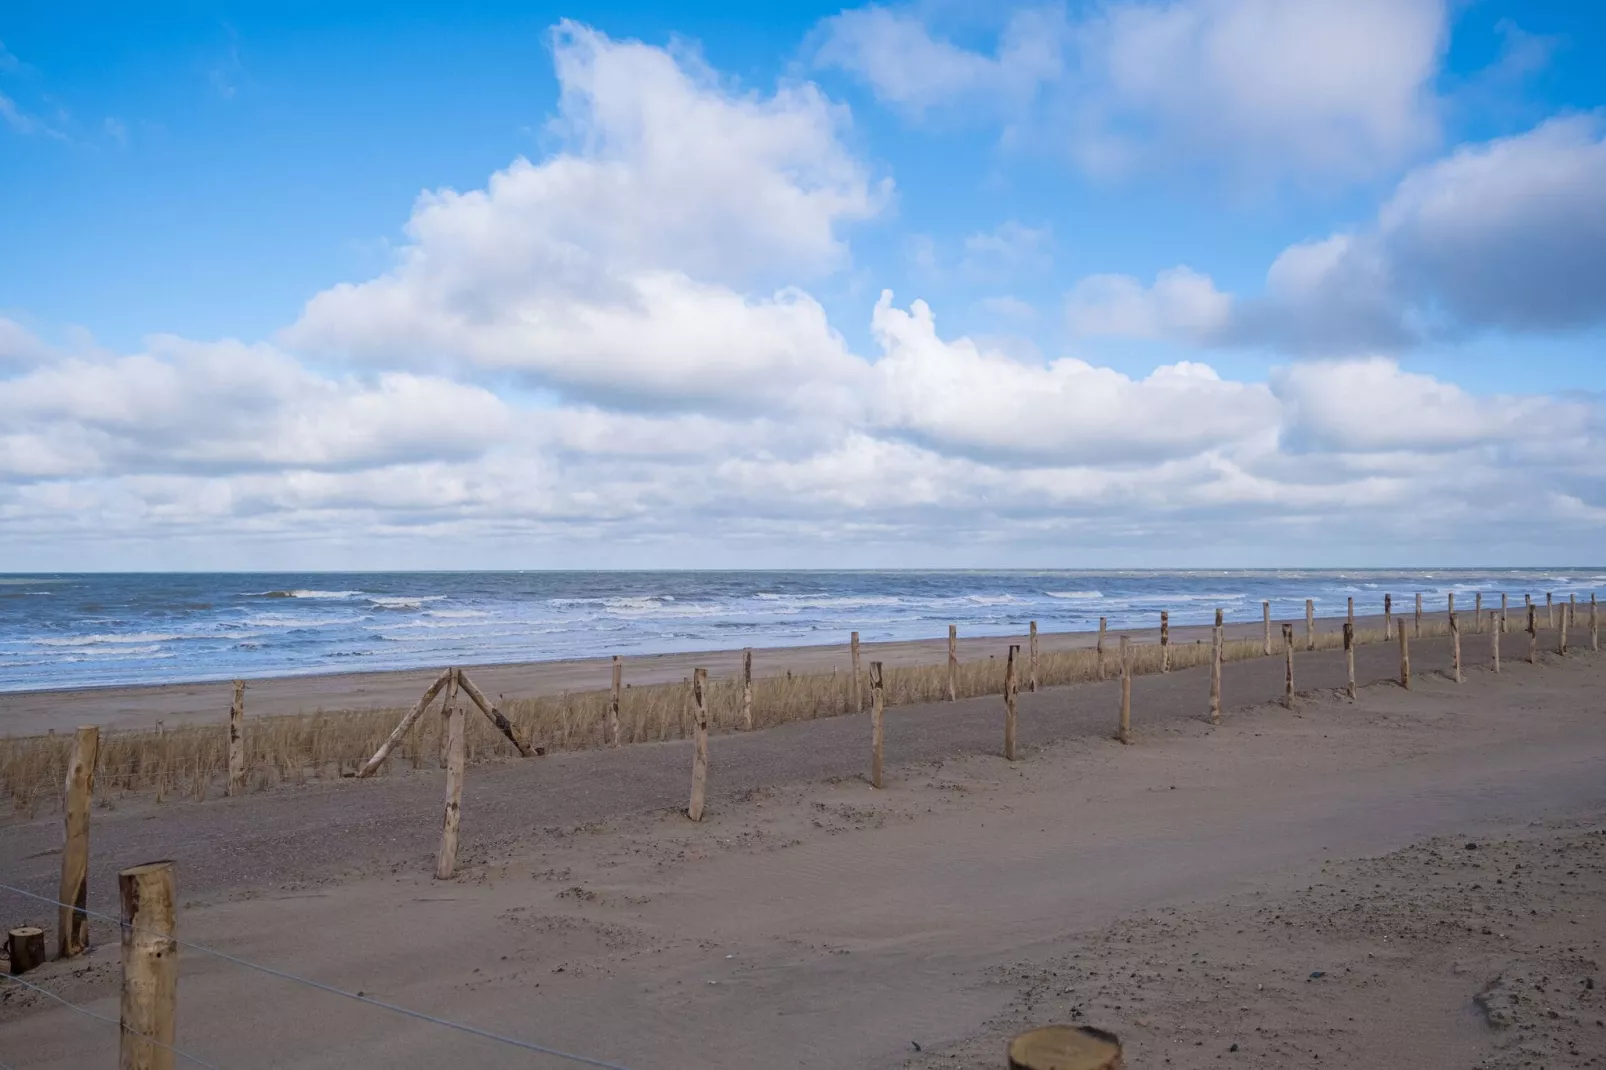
[
  {"left": 356, "top": 668, "right": 452, "bottom": 778},
  {"left": 456, "top": 670, "right": 540, "bottom": 757}
]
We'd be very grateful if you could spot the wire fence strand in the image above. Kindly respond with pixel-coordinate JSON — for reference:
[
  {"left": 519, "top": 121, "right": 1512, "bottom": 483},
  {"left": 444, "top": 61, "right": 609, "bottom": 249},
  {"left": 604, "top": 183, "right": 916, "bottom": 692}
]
[
  {"left": 0, "top": 882, "right": 643, "bottom": 1070},
  {"left": 0, "top": 972, "right": 226, "bottom": 1070}
]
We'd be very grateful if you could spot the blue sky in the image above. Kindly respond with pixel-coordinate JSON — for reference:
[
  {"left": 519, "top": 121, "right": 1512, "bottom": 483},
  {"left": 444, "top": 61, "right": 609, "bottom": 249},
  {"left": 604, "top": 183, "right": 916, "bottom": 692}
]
[{"left": 2, "top": 1, "right": 1605, "bottom": 569}]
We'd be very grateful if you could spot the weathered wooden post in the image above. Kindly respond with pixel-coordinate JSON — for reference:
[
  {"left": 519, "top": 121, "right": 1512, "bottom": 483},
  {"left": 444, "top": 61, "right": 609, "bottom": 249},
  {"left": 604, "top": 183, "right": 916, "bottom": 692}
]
[
  {"left": 1117, "top": 637, "right": 1131, "bottom": 745},
  {"left": 1399, "top": 625, "right": 1411, "bottom": 690},
  {"left": 1262, "top": 601, "right": 1271, "bottom": 655},
  {"left": 1305, "top": 599, "right": 1315, "bottom": 651},
  {"left": 1008, "top": 1025, "right": 1123, "bottom": 1069},
  {"left": 1558, "top": 600, "right": 1569, "bottom": 655},
  {"left": 437, "top": 667, "right": 458, "bottom": 768},
  {"left": 227, "top": 680, "right": 246, "bottom": 796},
  {"left": 1159, "top": 611, "right": 1170, "bottom": 672},
  {"left": 947, "top": 624, "right": 958, "bottom": 701},
  {"left": 688, "top": 667, "right": 709, "bottom": 822},
  {"left": 1592, "top": 593, "right": 1599, "bottom": 652},
  {"left": 7, "top": 927, "right": 45, "bottom": 975},
  {"left": 1491, "top": 611, "right": 1501, "bottom": 673},
  {"left": 1569, "top": 593, "right": 1577, "bottom": 632},
  {"left": 1384, "top": 593, "right": 1393, "bottom": 639},
  {"left": 610, "top": 656, "right": 623, "bottom": 746},
  {"left": 1003, "top": 645, "right": 1019, "bottom": 761},
  {"left": 1415, "top": 592, "right": 1423, "bottom": 637},
  {"left": 435, "top": 670, "right": 464, "bottom": 880},
  {"left": 869, "top": 661, "right": 884, "bottom": 789},
  {"left": 1546, "top": 592, "right": 1554, "bottom": 629},
  {"left": 120, "top": 860, "right": 176, "bottom": 1070},
  {"left": 1209, "top": 608, "right": 1223, "bottom": 725},
  {"left": 59, "top": 724, "right": 99, "bottom": 959},
  {"left": 1474, "top": 592, "right": 1483, "bottom": 633},
  {"left": 1528, "top": 604, "right": 1538, "bottom": 664},
  {"left": 851, "top": 632, "right": 863, "bottom": 713},
  {"left": 1451, "top": 611, "right": 1462, "bottom": 683},
  {"left": 1447, "top": 592, "right": 1455, "bottom": 626},
  {"left": 1096, "top": 618, "right": 1107, "bottom": 680},
  {"left": 741, "top": 648, "right": 754, "bottom": 730},
  {"left": 1343, "top": 622, "right": 1356, "bottom": 699},
  {"left": 1028, "top": 621, "right": 1039, "bottom": 692},
  {"left": 1282, "top": 623, "right": 1295, "bottom": 707},
  {"left": 1347, "top": 596, "right": 1354, "bottom": 630},
  {"left": 1501, "top": 593, "right": 1508, "bottom": 632}
]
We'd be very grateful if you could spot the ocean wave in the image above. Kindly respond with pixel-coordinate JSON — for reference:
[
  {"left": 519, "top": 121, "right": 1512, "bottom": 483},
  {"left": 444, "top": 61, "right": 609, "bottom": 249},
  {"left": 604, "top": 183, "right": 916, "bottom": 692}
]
[
  {"left": 369, "top": 595, "right": 446, "bottom": 610},
  {"left": 259, "top": 589, "right": 363, "bottom": 600},
  {"left": 425, "top": 609, "right": 490, "bottom": 619},
  {"left": 1043, "top": 590, "right": 1104, "bottom": 599},
  {"left": 35, "top": 632, "right": 183, "bottom": 647}
]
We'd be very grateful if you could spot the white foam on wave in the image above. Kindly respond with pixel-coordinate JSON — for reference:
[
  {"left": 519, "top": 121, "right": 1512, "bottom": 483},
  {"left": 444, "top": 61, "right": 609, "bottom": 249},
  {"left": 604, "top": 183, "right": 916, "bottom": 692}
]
[
  {"left": 260, "top": 589, "right": 363, "bottom": 600},
  {"left": 369, "top": 595, "right": 446, "bottom": 610},
  {"left": 1043, "top": 590, "right": 1103, "bottom": 599},
  {"left": 36, "top": 632, "right": 183, "bottom": 647}
]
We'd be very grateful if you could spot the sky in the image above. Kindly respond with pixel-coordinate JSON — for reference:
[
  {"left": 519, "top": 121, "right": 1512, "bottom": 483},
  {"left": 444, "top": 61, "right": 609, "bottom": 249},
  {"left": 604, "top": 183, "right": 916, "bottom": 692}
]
[{"left": 1, "top": 0, "right": 1604, "bottom": 571}]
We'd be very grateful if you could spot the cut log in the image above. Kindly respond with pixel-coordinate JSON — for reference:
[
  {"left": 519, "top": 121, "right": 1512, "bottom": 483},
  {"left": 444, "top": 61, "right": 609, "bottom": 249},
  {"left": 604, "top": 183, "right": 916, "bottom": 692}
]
[
  {"left": 1008, "top": 1025, "right": 1123, "bottom": 1070},
  {"left": 7, "top": 927, "right": 45, "bottom": 975}
]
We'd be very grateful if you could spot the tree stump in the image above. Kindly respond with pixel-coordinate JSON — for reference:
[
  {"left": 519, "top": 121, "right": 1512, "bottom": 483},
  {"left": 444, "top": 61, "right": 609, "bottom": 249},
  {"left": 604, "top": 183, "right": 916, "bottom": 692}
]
[
  {"left": 1008, "top": 1025, "right": 1123, "bottom": 1069},
  {"left": 8, "top": 927, "right": 45, "bottom": 975}
]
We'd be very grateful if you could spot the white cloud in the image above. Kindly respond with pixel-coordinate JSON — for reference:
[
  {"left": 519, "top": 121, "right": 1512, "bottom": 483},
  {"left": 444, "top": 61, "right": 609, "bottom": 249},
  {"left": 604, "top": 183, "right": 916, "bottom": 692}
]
[
  {"left": 1232, "top": 116, "right": 1606, "bottom": 351},
  {"left": 813, "top": 5, "right": 1064, "bottom": 115},
  {"left": 1065, "top": 266, "right": 1232, "bottom": 341},
  {"left": 961, "top": 221, "right": 1053, "bottom": 277},
  {"left": 816, "top": 0, "right": 1447, "bottom": 183},
  {"left": 286, "top": 21, "right": 886, "bottom": 410}
]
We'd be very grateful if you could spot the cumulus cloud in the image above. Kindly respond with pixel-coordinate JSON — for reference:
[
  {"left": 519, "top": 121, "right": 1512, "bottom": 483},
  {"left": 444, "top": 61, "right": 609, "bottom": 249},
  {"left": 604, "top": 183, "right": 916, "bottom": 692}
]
[
  {"left": 816, "top": 0, "right": 1446, "bottom": 182},
  {"left": 287, "top": 21, "right": 885, "bottom": 410},
  {"left": 1234, "top": 116, "right": 1606, "bottom": 351},
  {"left": 1065, "top": 266, "right": 1232, "bottom": 341}
]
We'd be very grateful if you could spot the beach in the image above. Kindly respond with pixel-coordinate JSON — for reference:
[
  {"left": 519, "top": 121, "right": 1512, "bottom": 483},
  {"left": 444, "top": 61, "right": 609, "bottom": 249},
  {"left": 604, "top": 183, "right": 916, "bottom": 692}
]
[{"left": 2, "top": 636, "right": 1603, "bottom": 1067}]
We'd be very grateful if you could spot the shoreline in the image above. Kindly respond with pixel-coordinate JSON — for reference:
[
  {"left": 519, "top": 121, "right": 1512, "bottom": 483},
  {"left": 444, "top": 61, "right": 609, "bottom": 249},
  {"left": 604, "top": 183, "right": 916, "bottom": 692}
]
[{"left": 0, "top": 607, "right": 1467, "bottom": 734}]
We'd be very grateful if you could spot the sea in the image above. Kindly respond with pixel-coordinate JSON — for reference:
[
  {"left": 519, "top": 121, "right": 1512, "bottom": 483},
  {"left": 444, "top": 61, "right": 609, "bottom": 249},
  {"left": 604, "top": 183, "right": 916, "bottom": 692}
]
[{"left": 1, "top": 569, "right": 1601, "bottom": 693}]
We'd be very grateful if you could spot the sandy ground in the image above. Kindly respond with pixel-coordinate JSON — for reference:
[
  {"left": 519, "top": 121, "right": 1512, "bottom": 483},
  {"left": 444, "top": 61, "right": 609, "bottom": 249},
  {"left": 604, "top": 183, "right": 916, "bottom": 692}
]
[
  {"left": 1, "top": 639, "right": 1602, "bottom": 1069},
  {"left": 3, "top": 612, "right": 1393, "bottom": 735}
]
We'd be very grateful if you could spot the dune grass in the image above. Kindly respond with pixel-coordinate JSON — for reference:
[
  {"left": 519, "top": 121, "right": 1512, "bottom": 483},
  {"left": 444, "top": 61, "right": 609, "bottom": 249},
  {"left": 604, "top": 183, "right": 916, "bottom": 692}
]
[{"left": 0, "top": 612, "right": 1531, "bottom": 815}]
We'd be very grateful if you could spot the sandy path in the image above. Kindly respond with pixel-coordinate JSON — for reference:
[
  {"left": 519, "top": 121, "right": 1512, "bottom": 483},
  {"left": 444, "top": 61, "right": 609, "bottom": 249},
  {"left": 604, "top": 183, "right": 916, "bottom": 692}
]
[
  {"left": 1, "top": 643, "right": 1601, "bottom": 1069},
  {"left": 3, "top": 612, "right": 1396, "bottom": 734}
]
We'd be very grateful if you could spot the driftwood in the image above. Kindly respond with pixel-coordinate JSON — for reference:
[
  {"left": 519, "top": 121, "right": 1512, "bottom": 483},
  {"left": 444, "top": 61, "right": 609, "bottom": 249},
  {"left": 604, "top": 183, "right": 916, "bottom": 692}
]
[
  {"left": 356, "top": 668, "right": 453, "bottom": 777},
  {"left": 1008, "top": 1025, "right": 1123, "bottom": 1070}
]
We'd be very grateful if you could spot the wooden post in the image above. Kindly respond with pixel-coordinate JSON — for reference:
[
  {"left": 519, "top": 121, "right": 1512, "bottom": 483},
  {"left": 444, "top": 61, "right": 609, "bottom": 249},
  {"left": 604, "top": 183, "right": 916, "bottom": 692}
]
[
  {"left": 227, "top": 680, "right": 246, "bottom": 797},
  {"left": 435, "top": 670, "right": 464, "bottom": 880},
  {"left": 609, "top": 656, "right": 623, "bottom": 746},
  {"left": 1028, "top": 621, "right": 1039, "bottom": 692},
  {"left": 1384, "top": 593, "right": 1393, "bottom": 639},
  {"left": 1003, "top": 645, "right": 1019, "bottom": 761},
  {"left": 1558, "top": 600, "right": 1569, "bottom": 655},
  {"left": 1474, "top": 592, "right": 1483, "bottom": 633},
  {"left": 1159, "top": 611, "right": 1170, "bottom": 672},
  {"left": 1491, "top": 611, "right": 1501, "bottom": 673},
  {"left": 1347, "top": 596, "right": 1354, "bottom": 630},
  {"left": 1096, "top": 618, "right": 1107, "bottom": 680},
  {"left": 1451, "top": 611, "right": 1462, "bottom": 683},
  {"left": 59, "top": 724, "right": 99, "bottom": 959},
  {"left": 1343, "top": 622, "right": 1356, "bottom": 699},
  {"left": 1008, "top": 1025, "right": 1123, "bottom": 1070},
  {"left": 851, "top": 632, "right": 862, "bottom": 714},
  {"left": 1447, "top": 592, "right": 1455, "bottom": 627},
  {"left": 8, "top": 927, "right": 45, "bottom": 975},
  {"left": 437, "top": 666, "right": 458, "bottom": 768},
  {"left": 1546, "top": 592, "right": 1554, "bottom": 629},
  {"left": 1305, "top": 599, "right": 1315, "bottom": 651},
  {"left": 947, "top": 625, "right": 958, "bottom": 701},
  {"left": 1528, "top": 604, "right": 1538, "bottom": 664},
  {"left": 1415, "top": 592, "right": 1422, "bottom": 637},
  {"left": 1501, "top": 593, "right": 1508, "bottom": 632},
  {"left": 1117, "top": 637, "right": 1131, "bottom": 745},
  {"left": 119, "top": 860, "right": 176, "bottom": 1070},
  {"left": 1282, "top": 623, "right": 1295, "bottom": 707},
  {"left": 688, "top": 667, "right": 709, "bottom": 822},
  {"left": 455, "top": 671, "right": 538, "bottom": 757},
  {"left": 1208, "top": 608, "right": 1222, "bottom": 725},
  {"left": 1399, "top": 624, "right": 1411, "bottom": 689},
  {"left": 741, "top": 648, "right": 753, "bottom": 730},
  {"left": 869, "top": 661, "right": 884, "bottom": 789},
  {"left": 356, "top": 668, "right": 453, "bottom": 777},
  {"left": 1592, "top": 593, "right": 1599, "bottom": 653},
  {"left": 1262, "top": 601, "right": 1271, "bottom": 655}
]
